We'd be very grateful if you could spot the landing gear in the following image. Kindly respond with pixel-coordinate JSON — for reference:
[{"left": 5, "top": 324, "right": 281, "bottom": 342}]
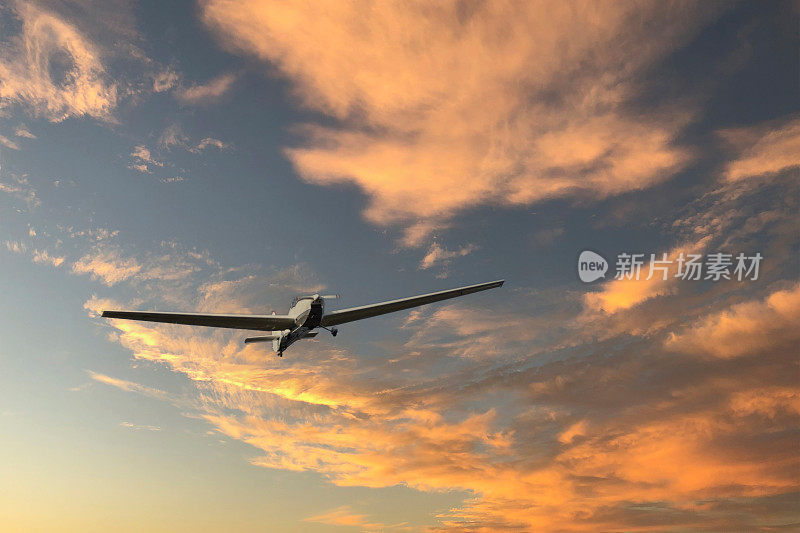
[
  {"left": 321, "top": 326, "right": 338, "bottom": 337},
  {"left": 277, "top": 351, "right": 283, "bottom": 357}
]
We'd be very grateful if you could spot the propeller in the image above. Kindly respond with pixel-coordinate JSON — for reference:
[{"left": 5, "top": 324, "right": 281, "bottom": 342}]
[{"left": 293, "top": 293, "right": 340, "bottom": 302}]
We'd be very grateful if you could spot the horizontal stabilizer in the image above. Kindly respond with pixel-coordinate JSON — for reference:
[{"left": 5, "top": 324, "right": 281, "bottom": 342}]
[
  {"left": 244, "top": 335, "right": 280, "bottom": 343},
  {"left": 245, "top": 331, "right": 317, "bottom": 344}
]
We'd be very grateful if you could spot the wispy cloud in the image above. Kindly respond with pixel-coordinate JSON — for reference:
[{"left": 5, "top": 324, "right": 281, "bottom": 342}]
[
  {"left": 0, "top": 173, "right": 39, "bottom": 208},
  {"left": 583, "top": 238, "right": 709, "bottom": 315},
  {"left": 157, "top": 123, "right": 230, "bottom": 155},
  {"left": 88, "top": 371, "right": 172, "bottom": 402},
  {"left": 4, "top": 240, "right": 27, "bottom": 254},
  {"left": 152, "top": 68, "right": 179, "bottom": 93},
  {"left": 190, "top": 137, "right": 229, "bottom": 153},
  {"left": 78, "top": 160, "right": 797, "bottom": 528},
  {"left": 418, "top": 242, "right": 478, "bottom": 273},
  {"left": 158, "top": 123, "right": 189, "bottom": 150},
  {"left": 175, "top": 72, "right": 237, "bottom": 105},
  {"left": 305, "top": 506, "right": 390, "bottom": 530},
  {"left": 203, "top": 1, "right": 719, "bottom": 245},
  {"left": 0, "top": 134, "right": 20, "bottom": 150},
  {"left": 0, "top": 2, "right": 117, "bottom": 121},
  {"left": 666, "top": 282, "right": 800, "bottom": 358},
  {"left": 720, "top": 116, "right": 800, "bottom": 182},
  {"left": 72, "top": 242, "right": 208, "bottom": 289},
  {"left": 32, "top": 249, "right": 65, "bottom": 267},
  {"left": 72, "top": 247, "right": 142, "bottom": 285},
  {"left": 119, "top": 421, "right": 161, "bottom": 431},
  {"left": 128, "top": 144, "right": 164, "bottom": 173},
  {"left": 14, "top": 125, "right": 36, "bottom": 139}
]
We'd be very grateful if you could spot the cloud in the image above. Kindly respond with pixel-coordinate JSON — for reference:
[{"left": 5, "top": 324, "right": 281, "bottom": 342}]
[
  {"left": 304, "top": 506, "right": 403, "bottom": 530},
  {"left": 128, "top": 144, "right": 163, "bottom": 173},
  {"left": 265, "top": 263, "right": 325, "bottom": 294},
  {"left": 152, "top": 68, "right": 179, "bottom": 93},
  {"left": 65, "top": 167, "right": 796, "bottom": 531},
  {"left": 0, "top": 134, "right": 20, "bottom": 150},
  {"left": 175, "top": 72, "right": 237, "bottom": 105},
  {"left": 583, "top": 237, "right": 710, "bottom": 314},
  {"left": 532, "top": 227, "right": 565, "bottom": 247},
  {"left": 85, "top": 244, "right": 798, "bottom": 530},
  {"left": 72, "top": 247, "right": 142, "bottom": 285},
  {"left": 720, "top": 116, "right": 800, "bottom": 182},
  {"left": 14, "top": 125, "right": 36, "bottom": 138},
  {"left": 4, "top": 240, "right": 27, "bottom": 254},
  {"left": 157, "top": 124, "right": 230, "bottom": 155},
  {"left": 88, "top": 371, "right": 172, "bottom": 402},
  {"left": 403, "top": 303, "right": 540, "bottom": 359},
  {"left": 418, "top": 242, "right": 478, "bottom": 272},
  {"left": 0, "top": 2, "right": 117, "bottom": 121},
  {"left": 72, "top": 242, "right": 208, "bottom": 289},
  {"left": 399, "top": 221, "right": 445, "bottom": 248},
  {"left": 32, "top": 249, "right": 65, "bottom": 267},
  {"left": 202, "top": 0, "right": 718, "bottom": 243},
  {"left": 119, "top": 421, "right": 161, "bottom": 431},
  {"left": 190, "top": 137, "right": 229, "bottom": 153},
  {"left": 666, "top": 282, "right": 800, "bottom": 358},
  {"left": 0, "top": 172, "right": 39, "bottom": 207},
  {"left": 5, "top": 239, "right": 64, "bottom": 268},
  {"left": 158, "top": 123, "right": 189, "bottom": 149}
]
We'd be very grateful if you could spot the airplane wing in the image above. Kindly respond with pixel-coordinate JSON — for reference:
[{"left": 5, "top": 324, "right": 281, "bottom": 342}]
[
  {"left": 321, "top": 279, "right": 504, "bottom": 327},
  {"left": 101, "top": 310, "right": 296, "bottom": 331}
]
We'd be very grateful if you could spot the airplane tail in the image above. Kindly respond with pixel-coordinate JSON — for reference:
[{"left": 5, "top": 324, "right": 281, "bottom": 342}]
[
  {"left": 244, "top": 331, "right": 318, "bottom": 344},
  {"left": 244, "top": 335, "right": 280, "bottom": 343}
]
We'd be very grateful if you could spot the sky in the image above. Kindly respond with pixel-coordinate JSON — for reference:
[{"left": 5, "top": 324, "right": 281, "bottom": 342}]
[{"left": 0, "top": 1, "right": 798, "bottom": 531}]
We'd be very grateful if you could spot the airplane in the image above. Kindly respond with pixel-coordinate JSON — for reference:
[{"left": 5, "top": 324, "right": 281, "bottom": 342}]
[{"left": 102, "top": 279, "right": 504, "bottom": 356}]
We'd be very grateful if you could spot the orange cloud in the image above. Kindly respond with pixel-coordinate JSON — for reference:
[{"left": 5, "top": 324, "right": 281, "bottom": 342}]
[
  {"left": 0, "top": 2, "right": 117, "bottom": 121},
  {"left": 31, "top": 249, "right": 65, "bottom": 267},
  {"left": 152, "top": 68, "right": 179, "bottom": 93},
  {"left": 721, "top": 116, "right": 800, "bottom": 182},
  {"left": 90, "top": 293, "right": 800, "bottom": 530},
  {"left": 0, "top": 133, "right": 20, "bottom": 150},
  {"left": 305, "top": 506, "right": 411, "bottom": 531},
  {"left": 72, "top": 242, "right": 206, "bottom": 288},
  {"left": 665, "top": 282, "right": 800, "bottom": 358},
  {"left": 418, "top": 243, "right": 478, "bottom": 273},
  {"left": 583, "top": 237, "right": 710, "bottom": 315},
  {"left": 88, "top": 371, "right": 172, "bottom": 402},
  {"left": 175, "top": 72, "right": 237, "bottom": 105},
  {"left": 0, "top": 173, "right": 39, "bottom": 208},
  {"left": 72, "top": 248, "right": 142, "bottom": 285},
  {"left": 83, "top": 242, "right": 798, "bottom": 530},
  {"left": 201, "top": 0, "right": 716, "bottom": 244}
]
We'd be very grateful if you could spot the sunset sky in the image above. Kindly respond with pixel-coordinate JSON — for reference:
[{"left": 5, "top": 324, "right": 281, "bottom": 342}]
[{"left": 0, "top": 1, "right": 798, "bottom": 531}]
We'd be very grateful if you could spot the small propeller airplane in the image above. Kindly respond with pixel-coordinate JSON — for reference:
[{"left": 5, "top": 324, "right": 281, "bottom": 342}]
[{"left": 102, "top": 279, "right": 504, "bottom": 356}]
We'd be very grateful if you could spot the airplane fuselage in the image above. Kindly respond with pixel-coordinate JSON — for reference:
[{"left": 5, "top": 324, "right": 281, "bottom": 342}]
[
  {"left": 289, "top": 296, "right": 324, "bottom": 329},
  {"left": 273, "top": 296, "right": 327, "bottom": 354}
]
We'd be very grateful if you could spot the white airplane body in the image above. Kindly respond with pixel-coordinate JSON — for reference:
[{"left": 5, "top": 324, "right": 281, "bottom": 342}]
[{"left": 102, "top": 280, "right": 504, "bottom": 356}]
